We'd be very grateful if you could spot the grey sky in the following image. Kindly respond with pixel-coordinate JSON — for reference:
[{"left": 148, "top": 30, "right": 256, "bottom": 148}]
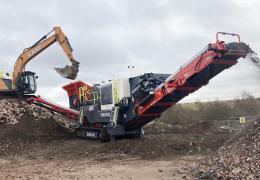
[{"left": 0, "top": 0, "right": 259, "bottom": 106}]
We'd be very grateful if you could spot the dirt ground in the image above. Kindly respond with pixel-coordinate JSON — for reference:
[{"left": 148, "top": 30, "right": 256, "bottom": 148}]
[
  {"left": 0, "top": 99, "right": 227, "bottom": 180},
  {"left": 0, "top": 136, "right": 208, "bottom": 180}
]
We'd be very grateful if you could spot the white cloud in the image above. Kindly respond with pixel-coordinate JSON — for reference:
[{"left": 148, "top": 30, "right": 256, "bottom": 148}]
[{"left": 0, "top": 0, "right": 259, "bottom": 106}]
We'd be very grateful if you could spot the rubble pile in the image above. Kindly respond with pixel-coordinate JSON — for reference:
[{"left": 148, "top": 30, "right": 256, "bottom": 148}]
[
  {"left": 0, "top": 99, "right": 72, "bottom": 152},
  {"left": 0, "top": 99, "right": 52, "bottom": 124},
  {"left": 195, "top": 118, "right": 260, "bottom": 179}
]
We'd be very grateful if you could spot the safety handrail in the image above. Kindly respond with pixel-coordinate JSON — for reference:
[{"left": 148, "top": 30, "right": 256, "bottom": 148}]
[{"left": 216, "top": 32, "right": 240, "bottom": 43}]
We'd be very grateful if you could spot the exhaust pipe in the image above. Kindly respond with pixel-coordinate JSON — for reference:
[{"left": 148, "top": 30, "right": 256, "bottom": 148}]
[{"left": 55, "top": 60, "right": 79, "bottom": 80}]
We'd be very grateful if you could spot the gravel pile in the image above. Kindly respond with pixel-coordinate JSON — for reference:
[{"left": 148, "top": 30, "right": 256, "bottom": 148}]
[
  {"left": 0, "top": 99, "right": 53, "bottom": 124},
  {"left": 0, "top": 99, "right": 72, "bottom": 152},
  {"left": 195, "top": 117, "right": 260, "bottom": 179}
]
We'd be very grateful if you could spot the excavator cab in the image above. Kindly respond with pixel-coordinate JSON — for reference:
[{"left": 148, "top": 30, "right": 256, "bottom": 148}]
[{"left": 17, "top": 71, "right": 37, "bottom": 94}]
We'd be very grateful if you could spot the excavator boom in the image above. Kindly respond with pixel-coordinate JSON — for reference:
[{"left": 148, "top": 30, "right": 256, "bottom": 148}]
[
  {"left": 0, "top": 26, "right": 79, "bottom": 95},
  {"left": 13, "top": 26, "right": 79, "bottom": 86}
]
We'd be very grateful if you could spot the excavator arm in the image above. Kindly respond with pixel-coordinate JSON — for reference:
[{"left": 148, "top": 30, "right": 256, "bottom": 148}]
[{"left": 13, "top": 26, "right": 79, "bottom": 87}]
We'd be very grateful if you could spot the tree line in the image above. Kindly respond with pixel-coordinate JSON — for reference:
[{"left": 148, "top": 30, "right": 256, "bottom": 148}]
[{"left": 159, "top": 91, "right": 260, "bottom": 126}]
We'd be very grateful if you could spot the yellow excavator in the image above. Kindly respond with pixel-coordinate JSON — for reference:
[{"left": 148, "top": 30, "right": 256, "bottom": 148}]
[{"left": 0, "top": 26, "right": 79, "bottom": 95}]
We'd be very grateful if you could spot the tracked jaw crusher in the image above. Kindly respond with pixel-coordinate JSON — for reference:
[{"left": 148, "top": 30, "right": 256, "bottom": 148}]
[
  {"left": 62, "top": 32, "right": 249, "bottom": 141},
  {"left": 59, "top": 32, "right": 249, "bottom": 141}
]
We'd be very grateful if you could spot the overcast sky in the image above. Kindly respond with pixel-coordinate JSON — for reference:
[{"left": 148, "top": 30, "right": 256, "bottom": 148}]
[{"left": 0, "top": 0, "right": 259, "bottom": 106}]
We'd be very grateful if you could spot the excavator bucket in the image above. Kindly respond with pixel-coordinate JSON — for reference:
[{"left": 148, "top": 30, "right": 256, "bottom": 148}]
[{"left": 55, "top": 60, "right": 79, "bottom": 80}]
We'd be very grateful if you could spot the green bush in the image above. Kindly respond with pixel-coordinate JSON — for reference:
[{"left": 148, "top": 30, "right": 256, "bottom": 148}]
[{"left": 159, "top": 92, "right": 260, "bottom": 126}]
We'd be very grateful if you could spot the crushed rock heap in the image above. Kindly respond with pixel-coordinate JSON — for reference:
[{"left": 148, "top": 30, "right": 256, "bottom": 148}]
[
  {"left": 0, "top": 99, "right": 72, "bottom": 151},
  {"left": 194, "top": 117, "right": 260, "bottom": 179},
  {"left": 0, "top": 99, "right": 53, "bottom": 124}
]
